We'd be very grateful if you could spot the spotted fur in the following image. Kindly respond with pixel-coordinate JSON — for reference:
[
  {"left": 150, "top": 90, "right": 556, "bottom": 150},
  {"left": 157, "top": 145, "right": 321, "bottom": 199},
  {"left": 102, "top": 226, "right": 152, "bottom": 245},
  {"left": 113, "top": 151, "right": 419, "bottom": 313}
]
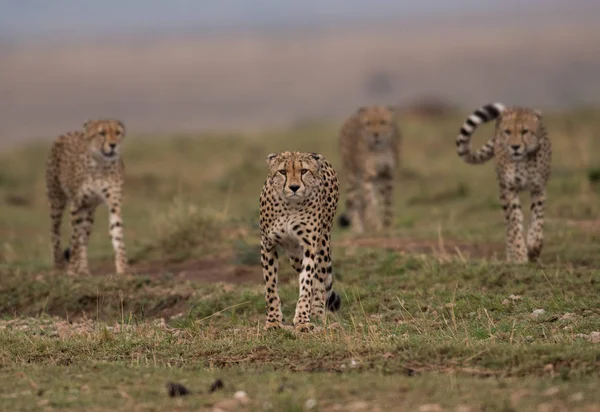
[
  {"left": 259, "top": 151, "right": 341, "bottom": 331},
  {"left": 45, "top": 119, "right": 128, "bottom": 275},
  {"left": 456, "top": 103, "right": 552, "bottom": 263},
  {"left": 338, "top": 105, "right": 400, "bottom": 233}
]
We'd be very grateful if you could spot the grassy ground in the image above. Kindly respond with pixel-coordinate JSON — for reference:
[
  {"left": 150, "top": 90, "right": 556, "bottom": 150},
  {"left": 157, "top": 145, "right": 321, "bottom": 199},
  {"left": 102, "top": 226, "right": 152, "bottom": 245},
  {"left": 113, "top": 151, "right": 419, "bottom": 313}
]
[{"left": 1, "top": 109, "right": 599, "bottom": 411}]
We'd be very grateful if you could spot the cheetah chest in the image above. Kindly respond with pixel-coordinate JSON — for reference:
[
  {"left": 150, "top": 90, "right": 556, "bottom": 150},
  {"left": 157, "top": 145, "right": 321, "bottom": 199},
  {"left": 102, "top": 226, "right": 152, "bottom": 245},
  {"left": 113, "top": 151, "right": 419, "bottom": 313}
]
[{"left": 367, "top": 151, "right": 395, "bottom": 177}]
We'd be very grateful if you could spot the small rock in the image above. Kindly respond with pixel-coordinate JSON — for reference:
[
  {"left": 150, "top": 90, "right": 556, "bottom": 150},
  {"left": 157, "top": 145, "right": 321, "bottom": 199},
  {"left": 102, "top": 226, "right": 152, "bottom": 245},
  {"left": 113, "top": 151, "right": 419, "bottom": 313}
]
[
  {"left": 350, "top": 359, "right": 358, "bottom": 368},
  {"left": 419, "top": 404, "right": 443, "bottom": 412},
  {"left": 166, "top": 382, "right": 189, "bottom": 397},
  {"left": 209, "top": 378, "right": 224, "bottom": 393},
  {"left": 559, "top": 313, "right": 575, "bottom": 321},
  {"left": 346, "top": 401, "right": 369, "bottom": 411},
  {"left": 531, "top": 309, "right": 546, "bottom": 318},
  {"left": 234, "top": 390, "right": 250, "bottom": 405},
  {"left": 213, "top": 399, "right": 239, "bottom": 411},
  {"left": 305, "top": 398, "right": 317, "bottom": 410},
  {"left": 543, "top": 386, "right": 560, "bottom": 396},
  {"left": 575, "top": 332, "right": 600, "bottom": 343},
  {"left": 569, "top": 392, "right": 584, "bottom": 402}
]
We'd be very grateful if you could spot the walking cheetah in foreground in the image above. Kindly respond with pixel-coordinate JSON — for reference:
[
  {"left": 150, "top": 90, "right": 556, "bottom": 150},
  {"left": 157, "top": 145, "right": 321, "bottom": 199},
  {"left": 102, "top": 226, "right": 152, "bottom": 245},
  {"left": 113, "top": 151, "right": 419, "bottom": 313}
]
[
  {"left": 338, "top": 105, "right": 401, "bottom": 233},
  {"left": 259, "top": 151, "right": 342, "bottom": 331},
  {"left": 456, "top": 103, "right": 552, "bottom": 263},
  {"left": 45, "top": 119, "right": 128, "bottom": 275}
]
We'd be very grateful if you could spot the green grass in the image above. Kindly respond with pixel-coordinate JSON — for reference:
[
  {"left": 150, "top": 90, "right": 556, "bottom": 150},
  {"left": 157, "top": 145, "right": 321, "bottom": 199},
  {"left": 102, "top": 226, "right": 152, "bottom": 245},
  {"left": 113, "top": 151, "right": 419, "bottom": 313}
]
[{"left": 1, "top": 110, "right": 600, "bottom": 411}]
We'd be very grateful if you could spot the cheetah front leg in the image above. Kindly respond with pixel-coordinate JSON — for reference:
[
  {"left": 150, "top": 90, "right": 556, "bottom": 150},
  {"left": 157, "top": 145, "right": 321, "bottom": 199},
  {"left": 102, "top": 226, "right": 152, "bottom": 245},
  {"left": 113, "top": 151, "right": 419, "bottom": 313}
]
[
  {"left": 378, "top": 173, "right": 394, "bottom": 229},
  {"left": 499, "top": 186, "right": 527, "bottom": 263},
  {"left": 67, "top": 199, "right": 93, "bottom": 276},
  {"left": 293, "top": 243, "right": 318, "bottom": 331},
  {"left": 364, "top": 175, "right": 382, "bottom": 232},
  {"left": 310, "top": 238, "right": 331, "bottom": 323},
  {"left": 342, "top": 172, "right": 365, "bottom": 233},
  {"left": 527, "top": 188, "right": 546, "bottom": 262},
  {"left": 48, "top": 191, "right": 67, "bottom": 270},
  {"left": 103, "top": 187, "right": 128, "bottom": 275},
  {"left": 261, "top": 241, "right": 283, "bottom": 329}
]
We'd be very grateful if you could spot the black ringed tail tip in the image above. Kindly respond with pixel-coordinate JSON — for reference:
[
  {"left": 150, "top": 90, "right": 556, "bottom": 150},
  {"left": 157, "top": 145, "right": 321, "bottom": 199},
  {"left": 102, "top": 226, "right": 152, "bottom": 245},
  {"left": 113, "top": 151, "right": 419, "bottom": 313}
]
[
  {"left": 338, "top": 214, "right": 351, "bottom": 228},
  {"left": 327, "top": 291, "right": 342, "bottom": 312},
  {"left": 63, "top": 248, "right": 71, "bottom": 262}
]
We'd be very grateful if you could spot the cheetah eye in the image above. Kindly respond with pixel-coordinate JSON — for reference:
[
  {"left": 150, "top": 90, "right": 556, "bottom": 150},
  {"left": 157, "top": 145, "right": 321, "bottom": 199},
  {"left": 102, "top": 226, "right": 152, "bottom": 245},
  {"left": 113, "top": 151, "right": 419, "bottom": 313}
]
[
  {"left": 364, "top": 120, "right": 372, "bottom": 127},
  {"left": 503, "top": 129, "right": 512, "bottom": 136},
  {"left": 115, "top": 130, "right": 122, "bottom": 136},
  {"left": 99, "top": 130, "right": 107, "bottom": 137},
  {"left": 300, "top": 168, "right": 308, "bottom": 175},
  {"left": 521, "top": 128, "right": 529, "bottom": 135},
  {"left": 279, "top": 170, "right": 286, "bottom": 176},
  {"left": 379, "top": 120, "right": 386, "bottom": 126}
]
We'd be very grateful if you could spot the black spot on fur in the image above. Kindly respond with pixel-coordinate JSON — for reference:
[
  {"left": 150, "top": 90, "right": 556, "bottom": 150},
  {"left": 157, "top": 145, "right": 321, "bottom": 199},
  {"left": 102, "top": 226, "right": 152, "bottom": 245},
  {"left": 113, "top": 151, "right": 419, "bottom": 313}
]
[
  {"left": 338, "top": 214, "right": 351, "bottom": 228},
  {"left": 63, "top": 248, "right": 71, "bottom": 262},
  {"left": 326, "top": 291, "right": 341, "bottom": 312}
]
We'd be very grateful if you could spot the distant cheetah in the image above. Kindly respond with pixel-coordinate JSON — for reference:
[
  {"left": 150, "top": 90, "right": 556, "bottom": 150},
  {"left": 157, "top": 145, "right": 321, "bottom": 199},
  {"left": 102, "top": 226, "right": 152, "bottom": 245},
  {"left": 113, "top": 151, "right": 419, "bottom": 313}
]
[
  {"left": 456, "top": 103, "right": 552, "bottom": 263},
  {"left": 259, "top": 151, "right": 341, "bottom": 331},
  {"left": 338, "top": 105, "right": 401, "bottom": 233},
  {"left": 45, "top": 119, "right": 128, "bottom": 275}
]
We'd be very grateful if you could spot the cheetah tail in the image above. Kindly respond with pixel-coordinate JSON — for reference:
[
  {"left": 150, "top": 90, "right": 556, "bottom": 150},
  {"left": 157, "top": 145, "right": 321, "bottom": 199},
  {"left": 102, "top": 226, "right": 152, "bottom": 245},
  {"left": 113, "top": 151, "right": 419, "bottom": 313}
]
[
  {"left": 325, "top": 273, "right": 342, "bottom": 312},
  {"left": 456, "top": 102, "right": 505, "bottom": 165},
  {"left": 338, "top": 214, "right": 351, "bottom": 228}
]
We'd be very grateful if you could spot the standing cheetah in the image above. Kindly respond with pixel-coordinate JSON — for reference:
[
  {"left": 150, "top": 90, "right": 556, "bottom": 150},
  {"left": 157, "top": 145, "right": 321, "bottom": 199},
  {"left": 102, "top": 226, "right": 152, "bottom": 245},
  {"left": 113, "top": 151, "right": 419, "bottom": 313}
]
[
  {"left": 259, "top": 151, "right": 342, "bottom": 331},
  {"left": 45, "top": 119, "right": 128, "bottom": 275},
  {"left": 338, "top": 105, "right": 401, "bottom": 233},
  {"left": 456, "top": 103, "right": 552, "bottom": 263}
]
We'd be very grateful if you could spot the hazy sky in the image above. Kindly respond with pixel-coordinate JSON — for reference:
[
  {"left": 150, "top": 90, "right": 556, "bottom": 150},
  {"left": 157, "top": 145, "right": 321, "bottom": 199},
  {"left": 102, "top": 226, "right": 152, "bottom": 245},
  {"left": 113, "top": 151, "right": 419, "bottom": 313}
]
[{"left": 1, "top": 0, "right": 536, "bottom": 39}]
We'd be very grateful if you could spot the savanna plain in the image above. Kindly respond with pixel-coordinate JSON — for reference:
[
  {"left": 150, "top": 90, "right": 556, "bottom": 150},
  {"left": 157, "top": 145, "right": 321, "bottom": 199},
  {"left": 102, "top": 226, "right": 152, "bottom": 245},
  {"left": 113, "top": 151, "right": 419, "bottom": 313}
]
[{"left": 1, "top": 110, "right": 599, "bottom": 411}]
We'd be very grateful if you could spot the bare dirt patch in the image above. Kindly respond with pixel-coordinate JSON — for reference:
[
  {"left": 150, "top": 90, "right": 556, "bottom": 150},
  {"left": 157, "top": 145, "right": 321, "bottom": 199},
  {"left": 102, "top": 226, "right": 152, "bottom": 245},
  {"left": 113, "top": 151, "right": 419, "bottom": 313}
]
[
  {"left": 337, "top": 237, "right": 503, "bottom": 260},
  {"left": 91, "top": 254, "right": 261, "bottom": 285}
]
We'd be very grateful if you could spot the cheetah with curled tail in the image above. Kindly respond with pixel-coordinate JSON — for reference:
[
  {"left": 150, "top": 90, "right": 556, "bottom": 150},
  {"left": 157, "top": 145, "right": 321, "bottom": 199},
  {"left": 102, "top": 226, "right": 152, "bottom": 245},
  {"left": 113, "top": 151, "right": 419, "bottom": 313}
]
[
  {"left": 338, "top": 105, "right": 400, "bottom": 233},
  {"left": 456, "top": 103, "right": 552, "bottom": 263},
  {"left": 259, "top": 151, "right": 341, "bottom": 331},
  {"left": 45, "top": 119, "right": 128, "bottom": 275}
]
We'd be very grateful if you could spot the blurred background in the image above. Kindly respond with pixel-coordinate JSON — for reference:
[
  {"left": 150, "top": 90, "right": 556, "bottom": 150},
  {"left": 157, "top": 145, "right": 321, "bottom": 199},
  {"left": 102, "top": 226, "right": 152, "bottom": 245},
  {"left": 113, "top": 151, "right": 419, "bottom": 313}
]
[{"left": 2, "top": 0, "right": 600, "bottom": 143}]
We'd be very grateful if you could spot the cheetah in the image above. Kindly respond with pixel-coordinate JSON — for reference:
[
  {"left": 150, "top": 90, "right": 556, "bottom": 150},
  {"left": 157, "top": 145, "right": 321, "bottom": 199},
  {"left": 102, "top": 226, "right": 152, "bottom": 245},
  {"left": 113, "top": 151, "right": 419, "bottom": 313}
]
[
  {"left": 45, "top": 119, "right": 128, "bottom": 275},
  {"left": 338, "top": 105, "right": 401, "bottom": 233},
  {"left": 456, "top": 103, "right": 552, "bottom": 263},
  {"left": 259, "top": 151, "right": 342, "bottom": 331}
]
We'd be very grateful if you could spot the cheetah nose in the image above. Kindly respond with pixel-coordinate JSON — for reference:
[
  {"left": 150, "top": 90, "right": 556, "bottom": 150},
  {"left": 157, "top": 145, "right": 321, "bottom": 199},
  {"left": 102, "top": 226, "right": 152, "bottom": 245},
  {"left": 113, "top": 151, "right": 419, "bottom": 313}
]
[
  {"left": 289, "top": 184, "right": 300, "bottom": 193},
  {"left": 109, "top": 143, "right": 117, "bottom": 149},
  {"left": 373, "top": 132, "right": 380, "bottom": 138},
  {"left": 510, "top": 145, "right": 521, "bottom": 151}
]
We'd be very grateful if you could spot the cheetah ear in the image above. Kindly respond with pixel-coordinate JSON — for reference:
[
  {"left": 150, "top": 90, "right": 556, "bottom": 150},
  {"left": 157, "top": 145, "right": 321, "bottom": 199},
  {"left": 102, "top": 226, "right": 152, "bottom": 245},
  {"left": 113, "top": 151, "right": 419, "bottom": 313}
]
[
  {"left": 533, "top": 109, "right": 542, "bottom": 119},
  {"left": 310, "top": 153, "right": 323, "bottom": 162},
  {"left": 308, "top": 152, "right": 323, "bottom": 169},
  {"left": 83, "top": 120, "right": 97, "bottom": 130},
  {"left": 266, "top": 153, "right": 279, "bottom": 167},
  {"left": 387, "top": 105, "right": 396, "bottom": 114},
  {"left": 357, "top": 106, "right": 368, "bottom": 115}
]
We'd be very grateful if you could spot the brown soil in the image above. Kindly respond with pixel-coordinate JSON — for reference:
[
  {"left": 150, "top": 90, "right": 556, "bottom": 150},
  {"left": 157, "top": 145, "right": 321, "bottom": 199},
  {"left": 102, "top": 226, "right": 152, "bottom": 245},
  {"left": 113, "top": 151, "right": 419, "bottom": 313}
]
[
  {"left": 91, "top": 254, "right": 262, "bottom": 285},
  {"left": 337, "top": 237, "right": 503, "bottom": 260},
  {"left": 88, "top": 237, "right": 502, "bottom": 284}
]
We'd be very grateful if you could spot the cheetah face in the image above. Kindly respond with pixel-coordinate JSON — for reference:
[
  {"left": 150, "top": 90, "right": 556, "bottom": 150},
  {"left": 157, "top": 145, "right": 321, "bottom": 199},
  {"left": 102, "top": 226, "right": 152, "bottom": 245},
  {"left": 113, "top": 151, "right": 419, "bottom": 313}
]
[
  {"left": 498, "top": 108, "right": 542, "bottom": 161},
  {"left": 84, "top": 119, "right": 125, "bottom": 160},
  {"left": 266, "top": 151, "right": 322, "bottom": 203},
  {"left": 357, "top": 105, "right": 395, "bottom": 150}
]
